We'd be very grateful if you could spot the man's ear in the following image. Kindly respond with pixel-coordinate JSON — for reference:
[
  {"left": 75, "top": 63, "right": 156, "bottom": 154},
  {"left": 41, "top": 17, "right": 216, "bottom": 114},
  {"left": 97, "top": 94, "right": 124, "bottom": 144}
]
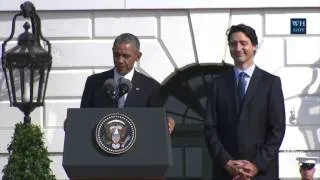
[
  {"left": 136, "top": 52, "right": 142, "bottom": 62},
  {"left": 253, "top": 45, "right": 257, "bottom": 55}
]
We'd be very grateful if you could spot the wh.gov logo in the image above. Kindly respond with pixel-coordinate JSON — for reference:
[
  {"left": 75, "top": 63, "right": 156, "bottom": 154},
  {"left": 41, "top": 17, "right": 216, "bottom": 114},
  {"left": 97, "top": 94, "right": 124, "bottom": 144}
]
[
  {"left": 290, "top": 18, "right": 306, "bottom": 34},
  {"left": 95, "top": 113, "right": 136, "bottom": 155}
]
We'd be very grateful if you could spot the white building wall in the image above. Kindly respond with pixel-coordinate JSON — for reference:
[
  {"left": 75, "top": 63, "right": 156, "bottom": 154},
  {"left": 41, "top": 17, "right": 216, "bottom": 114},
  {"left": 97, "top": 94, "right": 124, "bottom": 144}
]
[{"left": 0, "top": 0, "right": 319, "bottom": 179}]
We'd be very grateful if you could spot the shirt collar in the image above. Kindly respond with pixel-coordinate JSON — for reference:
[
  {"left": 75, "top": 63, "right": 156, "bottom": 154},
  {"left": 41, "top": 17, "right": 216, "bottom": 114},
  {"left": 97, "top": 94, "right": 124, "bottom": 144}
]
[
  {"left": 114, "top": 68, "right": 135, "bottom": 83},
  {"left": 234, "top": 64, "right": 256, "bottom": 78}
]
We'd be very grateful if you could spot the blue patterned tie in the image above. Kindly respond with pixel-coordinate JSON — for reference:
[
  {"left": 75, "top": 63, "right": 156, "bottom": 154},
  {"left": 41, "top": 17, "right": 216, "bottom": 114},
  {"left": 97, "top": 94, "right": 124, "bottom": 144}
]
[
  {"left": 237, "top": 72, "right": 246, "bottom": 101},
  {"left": 117, "top": 77, "right": 125, "bottom": 108}
]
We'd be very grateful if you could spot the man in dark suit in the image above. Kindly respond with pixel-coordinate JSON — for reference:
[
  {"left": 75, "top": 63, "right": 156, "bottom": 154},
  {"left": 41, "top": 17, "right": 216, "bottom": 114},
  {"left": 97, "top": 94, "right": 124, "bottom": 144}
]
[
  {"left": 204, "top": 24, "right": 286, "bottom": 179},
  {"left": 80, "top": 33, "right": 175, "bottom": 134}
]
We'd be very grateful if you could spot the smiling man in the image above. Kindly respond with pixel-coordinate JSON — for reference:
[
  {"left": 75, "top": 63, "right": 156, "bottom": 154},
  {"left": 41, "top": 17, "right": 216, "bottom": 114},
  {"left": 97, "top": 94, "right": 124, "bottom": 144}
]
[{"left": 204, "top": 24, "right": 286, "bottom": 180}]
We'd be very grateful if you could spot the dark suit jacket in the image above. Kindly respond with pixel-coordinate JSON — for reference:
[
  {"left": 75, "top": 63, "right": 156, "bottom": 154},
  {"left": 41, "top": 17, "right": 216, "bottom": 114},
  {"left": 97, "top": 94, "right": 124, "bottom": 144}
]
[
  {"left": 204, "top": 66, "right": 286, "bottom": 180},
  {"left": 80, "top": 69, "right": 164, "bottom": 108}
]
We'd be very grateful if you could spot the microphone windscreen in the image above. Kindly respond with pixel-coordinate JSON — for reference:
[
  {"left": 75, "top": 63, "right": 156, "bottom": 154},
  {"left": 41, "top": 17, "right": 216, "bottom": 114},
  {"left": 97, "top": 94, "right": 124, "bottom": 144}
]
[
  {"left": 102, "top": 79, "right": 116, "bottom": 96},
  {"left": 120, "top": 78, "right": 132, "bottom": 92}
]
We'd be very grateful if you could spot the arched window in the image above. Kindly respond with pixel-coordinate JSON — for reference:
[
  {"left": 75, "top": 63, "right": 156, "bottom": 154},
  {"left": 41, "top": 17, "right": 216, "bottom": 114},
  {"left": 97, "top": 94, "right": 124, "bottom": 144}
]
[{"left": 162, "top": 64, "right": 232, "bottom": 180}]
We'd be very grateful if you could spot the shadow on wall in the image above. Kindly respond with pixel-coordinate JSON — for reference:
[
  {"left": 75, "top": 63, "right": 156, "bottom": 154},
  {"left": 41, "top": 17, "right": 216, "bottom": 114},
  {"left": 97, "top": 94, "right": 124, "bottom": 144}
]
[{"left": 290, "top": 59, "right": 320, "bottom": 154}]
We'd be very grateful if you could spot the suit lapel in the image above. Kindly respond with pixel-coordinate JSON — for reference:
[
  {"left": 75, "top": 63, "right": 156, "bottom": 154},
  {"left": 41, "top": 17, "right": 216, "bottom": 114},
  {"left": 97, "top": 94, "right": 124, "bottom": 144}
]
[
  {"left": 124, "top": 70, "right": 140, "bottom": 107},
  {"left": 223, "top": 69, "right": 240, "bottom": 116},
  {"left": 239, "top": 66, "right": 263, "bottom": 115}
]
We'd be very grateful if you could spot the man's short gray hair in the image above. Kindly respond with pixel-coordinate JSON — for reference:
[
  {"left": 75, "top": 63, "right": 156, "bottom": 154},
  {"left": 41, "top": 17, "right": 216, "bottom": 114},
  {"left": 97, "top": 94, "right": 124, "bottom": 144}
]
[{"left": 113, "top": 33, "right": 140, "bottom": 51}]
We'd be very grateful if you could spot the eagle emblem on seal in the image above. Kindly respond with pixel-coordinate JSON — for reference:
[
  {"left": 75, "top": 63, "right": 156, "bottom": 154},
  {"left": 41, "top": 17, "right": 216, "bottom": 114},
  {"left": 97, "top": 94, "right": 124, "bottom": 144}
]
[{"left": 95, "top": 113, "right": 136, "bottom": 155}]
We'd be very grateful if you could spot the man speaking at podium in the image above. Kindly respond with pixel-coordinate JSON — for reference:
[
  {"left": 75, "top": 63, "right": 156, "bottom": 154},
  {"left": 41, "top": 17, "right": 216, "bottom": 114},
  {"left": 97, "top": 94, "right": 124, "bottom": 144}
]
[{"left": 80, "top": 33, "right": 175, "bottom": 134}]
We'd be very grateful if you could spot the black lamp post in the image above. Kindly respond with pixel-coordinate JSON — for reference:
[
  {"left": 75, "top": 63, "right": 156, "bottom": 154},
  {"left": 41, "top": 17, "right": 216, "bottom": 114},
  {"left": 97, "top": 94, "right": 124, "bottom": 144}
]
[{"left": 1, "top": 1, "right": 52, "bottom": 124}]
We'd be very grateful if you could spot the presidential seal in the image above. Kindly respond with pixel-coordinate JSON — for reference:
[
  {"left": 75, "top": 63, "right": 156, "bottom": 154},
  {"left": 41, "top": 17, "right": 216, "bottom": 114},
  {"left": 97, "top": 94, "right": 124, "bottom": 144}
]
[{"left": 95, "top": 113, "right": 136, "bottom": 155}]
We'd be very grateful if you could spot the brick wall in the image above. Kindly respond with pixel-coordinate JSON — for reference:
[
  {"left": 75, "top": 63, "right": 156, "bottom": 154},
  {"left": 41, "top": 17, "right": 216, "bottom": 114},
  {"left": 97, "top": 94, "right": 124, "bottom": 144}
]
[{"left": 0, "top": 1, "right": 319, "bottom": 179}]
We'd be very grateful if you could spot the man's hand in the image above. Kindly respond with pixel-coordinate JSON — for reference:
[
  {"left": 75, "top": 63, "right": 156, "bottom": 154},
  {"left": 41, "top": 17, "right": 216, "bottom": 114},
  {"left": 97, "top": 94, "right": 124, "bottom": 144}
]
[
  {"left": 226, "top": 160, "right": 259, "bottom": 179},
  {"left": 240, "top": 160, "right": 259, "bottom": 177},
  {"left": 225, "top": 160, "right": 241, "bottom": 176},
  {"left": 167, "top": 116, "right": 175, "bottom": 135}
]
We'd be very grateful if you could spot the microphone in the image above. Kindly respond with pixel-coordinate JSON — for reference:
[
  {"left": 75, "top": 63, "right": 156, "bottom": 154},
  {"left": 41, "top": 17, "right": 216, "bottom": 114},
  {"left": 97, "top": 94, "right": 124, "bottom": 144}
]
[
  {"left": 102, "top": 79, "right": 116, "bottom": 100},
  {"left": 117, "top": 78, "right": 132, "bottom": 99}
]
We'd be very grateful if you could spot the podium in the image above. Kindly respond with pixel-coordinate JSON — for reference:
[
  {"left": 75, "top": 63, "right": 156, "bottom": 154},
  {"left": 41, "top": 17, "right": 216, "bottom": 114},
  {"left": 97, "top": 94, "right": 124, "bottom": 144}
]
[{"left": 62, "top": 107, "right": 173, "bottom": 179}]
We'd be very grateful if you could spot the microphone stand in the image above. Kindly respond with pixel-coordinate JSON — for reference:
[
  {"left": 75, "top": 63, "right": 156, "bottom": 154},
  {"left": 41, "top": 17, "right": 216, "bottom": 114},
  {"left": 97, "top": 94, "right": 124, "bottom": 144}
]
[{"left": 111, "top": 94, "right": 118, "bottom": 108}]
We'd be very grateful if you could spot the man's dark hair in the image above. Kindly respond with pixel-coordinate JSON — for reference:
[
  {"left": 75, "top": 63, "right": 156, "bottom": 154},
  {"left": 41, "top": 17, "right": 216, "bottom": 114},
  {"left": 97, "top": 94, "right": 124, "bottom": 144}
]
[
  {"left": 113, "top": 33, "right": 140, "bottom": 51},
  {"left": 226, "top": 24, "right": 258, "bottom": 46}
]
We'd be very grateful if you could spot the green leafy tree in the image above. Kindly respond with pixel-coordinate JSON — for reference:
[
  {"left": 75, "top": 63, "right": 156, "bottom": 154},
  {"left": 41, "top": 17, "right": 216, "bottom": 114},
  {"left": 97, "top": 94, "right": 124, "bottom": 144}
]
[{"left": 2, "top": 122, "right": 56, "bottom": 180}]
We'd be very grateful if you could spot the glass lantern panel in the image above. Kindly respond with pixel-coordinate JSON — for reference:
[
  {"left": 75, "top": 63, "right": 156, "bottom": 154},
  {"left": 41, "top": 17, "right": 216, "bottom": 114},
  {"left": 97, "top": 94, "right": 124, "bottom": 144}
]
[
  {"left": 33, "top": 68, "right": 48, "bottom": 103},
  {"left": 9, "top": 66, "right": 41, "bottom": 104},
  {"left": 32, "top": 68, "right": 40, "bottom": 102},
  {"left": 3, "top": 67, "right": 14, "bottom": 103},
  {"left": 8, "top": 66, "right": 24, "bottom": 103},
  {"left": 8, "top": 62, "right": 51, "bottom": 105},
  {"left": 15, "top": 66, "right": 31, "bottom": 103}
]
